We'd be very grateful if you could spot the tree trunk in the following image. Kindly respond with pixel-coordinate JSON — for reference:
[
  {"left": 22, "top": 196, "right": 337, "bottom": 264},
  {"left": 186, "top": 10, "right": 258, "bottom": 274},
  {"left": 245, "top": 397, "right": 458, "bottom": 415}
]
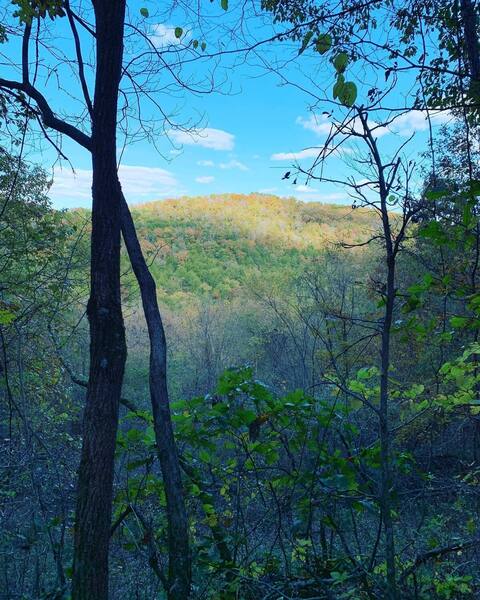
[
  {"left": 460, "top": 0, "right": 480, "bottom": 82},
  {"left": 379, "top": 252, "right": 397, "bottom": 600},
  {"left": 120, "top": 196, "right": 191, "bottom": 599},
  {"left": 72, "top": 2, "right": 127, "bottom": 599},
  {"left": 359, "top": 108, "right": 399, "bottom": 600}
]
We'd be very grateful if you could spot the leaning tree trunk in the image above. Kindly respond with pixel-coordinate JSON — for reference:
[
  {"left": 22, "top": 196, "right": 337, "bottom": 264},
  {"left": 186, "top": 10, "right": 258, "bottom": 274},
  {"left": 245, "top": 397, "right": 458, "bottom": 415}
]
[
  {"left": 120, "top": 196, "right": 191, "bottom": 599},
  {"left": 72, "top": 2, "right": 127, "bottom": 599}
]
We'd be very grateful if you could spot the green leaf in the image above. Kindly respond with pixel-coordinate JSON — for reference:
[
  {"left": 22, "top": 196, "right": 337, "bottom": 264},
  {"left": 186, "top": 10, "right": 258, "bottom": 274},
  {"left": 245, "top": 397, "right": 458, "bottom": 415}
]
[
  {"left": 466, "top": 517, "right": 476, "bottom": 534},
  {"left": 201, "top": 41, "right": 207, "bottom": 51},
  {"left": 0, "top": 308, "right": 16, "bottom": 325},
  {"left": 331, "top": 571, "right": 349, "bottom": 585},
  {"left": 235, "top": 407, "right": 256, "bottom": 425},
  {"left": 316, "top": 33, "right": 332, "bottom": 55},
  {"left": 299, "top": 31, "right": 314, "bottom": 55},
  {"left": 140, "top": 7, "right": 149, "bottom": 17},
  {"left": 333, "top": 52, "right": 348, "bottom": 73},
  {"left": 424, "top": 188, "right": 449, "bottom": 201},
  {"left": 469, "top": 179, "right": 480, "bottom": 195},
  {"left": 419, "top": 220, "right": 448, "bottom": 243},
  {"left": 357, "top": 366, "right": 377, "bottom": 380},
  {"left": 193, "top": 39, "right": 199, "bottom": 49},
  {"left": 199, "top": 449, "right": 211, "bottom": 463},
  {"left": 126, "top": 458, "right": 150, "bottom": 471},
  {"left": 450, "top": 316, "right": 469, "bottom": 329},
  {"left": 332, "top": 73, "right": 345, "bottom": 99},
  {"left": 221, "top": 0, "right": 228, "bottom": 10},
  {"left": 126, "top": 428, "right": 144, "bottom": 443},
  {"left": 190, "top": 483, "right": 201, "bottom": 496},
  {"left": 338, "top": 81, "right": 357, "bottom": 106},
  {"left": 174, "top": 27, "right": 183, "bottom": 39}
]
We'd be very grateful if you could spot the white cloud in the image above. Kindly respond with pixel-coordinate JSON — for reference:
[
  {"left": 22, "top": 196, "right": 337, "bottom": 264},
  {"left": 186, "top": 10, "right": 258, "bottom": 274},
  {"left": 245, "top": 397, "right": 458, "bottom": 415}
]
[
  {"left": 196, "top": 158, "right": 249, "bottom": 170},
  {"left": 219, "top": 159, "right": 248, "bottom": 171},
  {"left": 119, "top": 165, "right": 178, "bottom": 196},
  {"left": 296, "top": 115, "right": 333, "bottom": 136},
  {"left": 50, "top": 164, "right": 180, "bottom": 205},
  {"left": 292, "top": 185, "right": 348, "bottom": 201},
  {"left": 170, "top": 127, "right": 235, "bottom": 151},
  {"left": 196, "top": 175, "right": 215, "bottom": 184},
  {"left": 297, "top": 113, "right": 389, "bottom": 138},
  {"left": 295, "top": 184, "right": 318, "bottom": 193},
  {"left": 49, "top": 168, "right": 92, "bottom": 201},
  {"left": 355, "top": 178, "right": 377, "bottom": 189},
  {"left": 271, "top": 145, "right": 354, "bottom": 162},
  {"left": 149, "top": 24, "right": 188, "bottom": 48},
  {"left": 271, "top": 148, "right": 320, "bottom": 161},
  {"left": 297, "top": 110, "right": 453, "bottom": 140},
  {"left": 390, "top": 110, "right": 452, "bottom": 136},
  {"left": 258, "top": 187, "right": 277, "bottom": 194},
  {"left": 315, "top": 192, "right": 348, "bottom": 202}
]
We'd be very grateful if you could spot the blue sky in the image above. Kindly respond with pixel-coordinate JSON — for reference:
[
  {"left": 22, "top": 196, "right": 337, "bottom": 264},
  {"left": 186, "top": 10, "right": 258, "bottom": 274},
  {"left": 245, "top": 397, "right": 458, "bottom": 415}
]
[{"left": 3, "top": 1, "right": 451, "bottom": 208}]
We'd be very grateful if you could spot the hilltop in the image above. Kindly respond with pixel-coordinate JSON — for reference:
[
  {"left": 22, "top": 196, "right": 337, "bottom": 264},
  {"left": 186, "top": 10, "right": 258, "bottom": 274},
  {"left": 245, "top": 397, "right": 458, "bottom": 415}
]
[{"left": 122, "top": 193, "right": 378, "bottom": 303}]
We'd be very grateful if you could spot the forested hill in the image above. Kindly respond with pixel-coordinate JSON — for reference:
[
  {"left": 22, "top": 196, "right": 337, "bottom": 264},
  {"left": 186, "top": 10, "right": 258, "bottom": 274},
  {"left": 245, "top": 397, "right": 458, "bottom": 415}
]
[
  {"left": 4, "top": 0, "right": 480, "bottom": 596},
  {"left": 98, "top": 193, "right": 377, "bottom": 303}
]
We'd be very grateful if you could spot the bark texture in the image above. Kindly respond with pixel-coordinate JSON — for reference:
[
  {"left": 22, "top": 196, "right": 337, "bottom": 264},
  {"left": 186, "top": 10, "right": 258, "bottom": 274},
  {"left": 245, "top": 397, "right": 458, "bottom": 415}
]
[
  {"left": 72, "top": 2, "right": 127, "bottom": 598},
  {"left": 461, "top": 0, "right": 480, "bottom": 82},
  {"left": 120, "top": 196, "right": 191, "bottom": 599}
]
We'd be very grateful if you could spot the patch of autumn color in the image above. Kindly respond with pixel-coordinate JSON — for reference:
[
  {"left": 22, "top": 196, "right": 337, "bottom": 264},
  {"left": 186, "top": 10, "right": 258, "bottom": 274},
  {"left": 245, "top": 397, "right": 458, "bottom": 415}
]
[{"left": 68, "top": 194, "right": 377, "bottom": 305}]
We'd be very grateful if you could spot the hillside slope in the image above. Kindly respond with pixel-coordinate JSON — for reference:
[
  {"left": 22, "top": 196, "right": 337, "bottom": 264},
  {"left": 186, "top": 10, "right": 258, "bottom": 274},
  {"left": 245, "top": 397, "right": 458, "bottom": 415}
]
[{"left": 123, "top": 193, "right": 377, "bottom": 303}]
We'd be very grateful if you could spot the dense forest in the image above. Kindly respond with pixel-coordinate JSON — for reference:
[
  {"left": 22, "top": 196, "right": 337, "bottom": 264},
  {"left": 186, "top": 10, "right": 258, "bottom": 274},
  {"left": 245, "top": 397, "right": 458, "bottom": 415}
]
[{"left": 2, "top": 1, "right": 480, "bottom": 599}]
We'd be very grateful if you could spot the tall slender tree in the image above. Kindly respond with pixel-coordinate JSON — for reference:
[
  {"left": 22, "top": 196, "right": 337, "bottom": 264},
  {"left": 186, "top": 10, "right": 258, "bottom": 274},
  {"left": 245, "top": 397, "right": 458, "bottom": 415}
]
[{"left": 71, "top": 3, "right": 127, "bottom": 597}]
